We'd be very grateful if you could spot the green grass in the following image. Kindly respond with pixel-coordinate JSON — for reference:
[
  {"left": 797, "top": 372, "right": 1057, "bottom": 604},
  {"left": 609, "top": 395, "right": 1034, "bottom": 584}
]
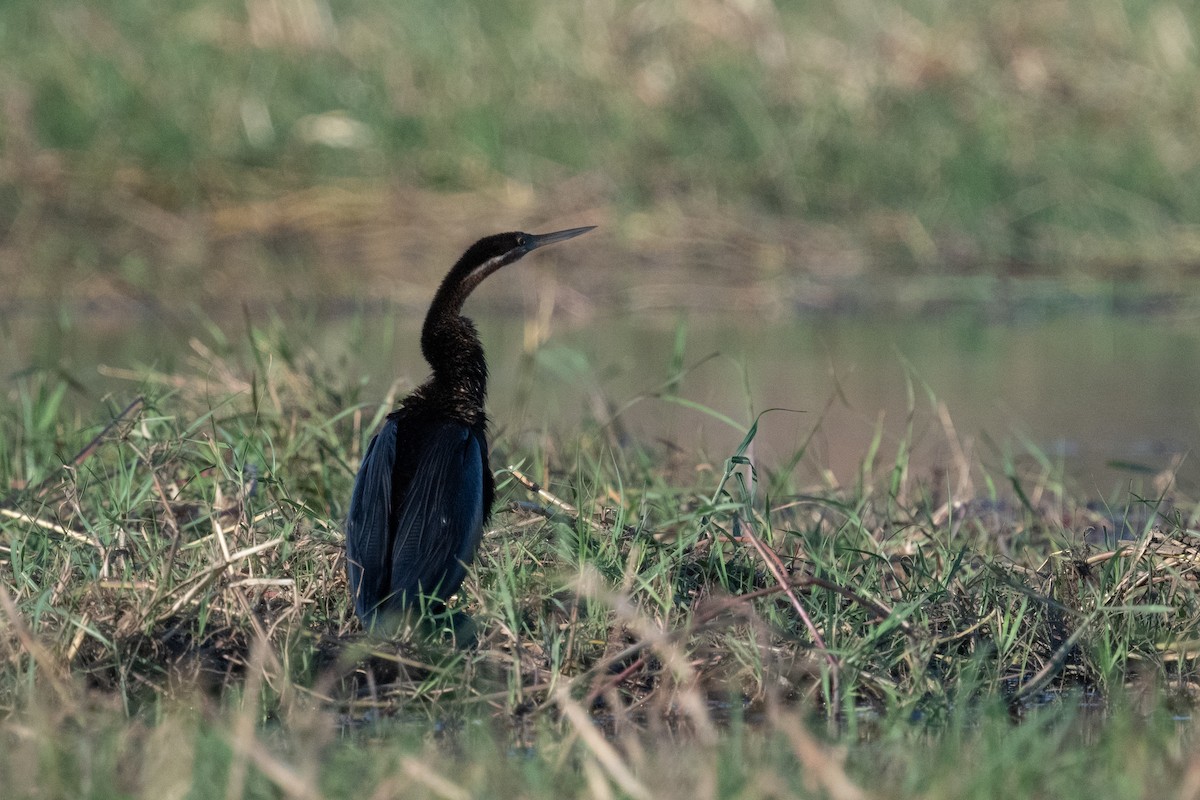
[
  {"left": 1, "top": 320, "right": 1198, "bottom": 798},
  {"left": 2, "top": 690, "right": 1194, "bottom": 799}
]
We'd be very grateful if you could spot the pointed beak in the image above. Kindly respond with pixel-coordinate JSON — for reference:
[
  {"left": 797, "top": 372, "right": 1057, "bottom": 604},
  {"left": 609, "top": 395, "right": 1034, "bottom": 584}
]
[{"left": 524, "top": 225, "right": 596, "bottom": 253}]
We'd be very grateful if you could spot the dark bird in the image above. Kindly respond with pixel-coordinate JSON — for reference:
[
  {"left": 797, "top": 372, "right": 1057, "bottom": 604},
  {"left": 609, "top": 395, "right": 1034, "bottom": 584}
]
[{"left": 346, "top": 225, "right": 594, "bottom": 623}]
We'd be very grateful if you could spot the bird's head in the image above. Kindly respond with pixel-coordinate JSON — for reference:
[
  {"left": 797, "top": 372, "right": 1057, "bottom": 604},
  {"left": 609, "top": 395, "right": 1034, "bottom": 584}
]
[
  {"left": 452, "top": 226, "right": 596, "bottom": 300},
  {"left": 422, "top": 225, "right": 595, "bottom": 388}
]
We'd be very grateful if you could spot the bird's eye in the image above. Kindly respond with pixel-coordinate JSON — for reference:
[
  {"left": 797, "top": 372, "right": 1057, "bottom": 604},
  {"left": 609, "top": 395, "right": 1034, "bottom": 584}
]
[{"left": 516, "top": 234, "right": 526, "bottom": 246}]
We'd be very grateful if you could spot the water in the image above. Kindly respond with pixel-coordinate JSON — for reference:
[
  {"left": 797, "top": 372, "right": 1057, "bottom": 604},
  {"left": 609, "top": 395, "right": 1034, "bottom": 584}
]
[
  {"left": 4, "top": 302, "right": 1199, "bottom": 496},
  {"left": 535, "top": 312, "right": 1199, "bottom": 496}
]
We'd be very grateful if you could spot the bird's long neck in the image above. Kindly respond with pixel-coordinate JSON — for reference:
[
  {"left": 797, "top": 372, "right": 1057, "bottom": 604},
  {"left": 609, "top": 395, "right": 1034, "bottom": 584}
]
[{"left": 419, "top": 261, "right": 489, "bottom": 423}]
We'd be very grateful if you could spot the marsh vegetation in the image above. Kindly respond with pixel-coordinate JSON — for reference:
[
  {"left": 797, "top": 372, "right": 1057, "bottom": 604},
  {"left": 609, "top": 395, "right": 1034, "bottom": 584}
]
[{"left": 3, "top": 1, "right": 1200, "bottom": 797}]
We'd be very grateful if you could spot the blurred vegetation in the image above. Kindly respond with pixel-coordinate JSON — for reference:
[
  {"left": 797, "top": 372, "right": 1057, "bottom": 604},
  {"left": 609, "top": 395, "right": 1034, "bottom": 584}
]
[
  {"left": 5, "top": 5, "right": 1200, "bottom": 794},
  {"left": 2, "top": 0, "right": 1200, "bottom": 311}
]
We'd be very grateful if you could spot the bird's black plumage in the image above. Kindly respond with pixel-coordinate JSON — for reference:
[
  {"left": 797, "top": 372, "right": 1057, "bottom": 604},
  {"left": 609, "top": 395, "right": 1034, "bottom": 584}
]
[{"left": 346, "top": 226, "right": 594, "bottom": 622}]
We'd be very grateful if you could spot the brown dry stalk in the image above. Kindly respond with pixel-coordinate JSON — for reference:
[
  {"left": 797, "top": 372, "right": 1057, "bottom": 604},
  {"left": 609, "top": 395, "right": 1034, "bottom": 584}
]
[
  {"left": 727, "top": 516, "right": 840, "bottom": 691},
  {"left": 4, "top": 395, "right": 145, "bottom": 507},
  {"left": 398, "top": 756, "right": 471, "bottom": 800},
  {"left": 508, "top": 467, "right": 639, "bottom": 538},
  {"left": 1011, "top": 610, "right": 1099, "bottom": 702},
  {"left": 0, "top": 508, "right": 97, "bottom": 548},
  {"left": 554, "top": 685, "right": 653, "bottom": 800},
  {"left": 772, "top": 710, "right": 873, "bottom": 800},
  {"left": 163, "top": 536, "right": 285, "bottom": 619},
  {"left": 0, "top": 584, "right": 74, "bottom": 706}
]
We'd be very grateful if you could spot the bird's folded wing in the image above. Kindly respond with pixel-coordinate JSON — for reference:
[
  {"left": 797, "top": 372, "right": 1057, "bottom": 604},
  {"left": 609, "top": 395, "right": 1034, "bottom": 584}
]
[
  {"left": 345, "top": 416, "right": 398, "bottom": 618},
  {"left": 389, "top": 422, "right": 486, "bottom": 604}
]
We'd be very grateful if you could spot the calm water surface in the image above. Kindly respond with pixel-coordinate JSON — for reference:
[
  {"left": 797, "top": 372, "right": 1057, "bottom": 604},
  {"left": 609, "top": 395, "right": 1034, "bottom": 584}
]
[{"left": 5, "top": 305, "right": 1198, "bottom": 496}]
